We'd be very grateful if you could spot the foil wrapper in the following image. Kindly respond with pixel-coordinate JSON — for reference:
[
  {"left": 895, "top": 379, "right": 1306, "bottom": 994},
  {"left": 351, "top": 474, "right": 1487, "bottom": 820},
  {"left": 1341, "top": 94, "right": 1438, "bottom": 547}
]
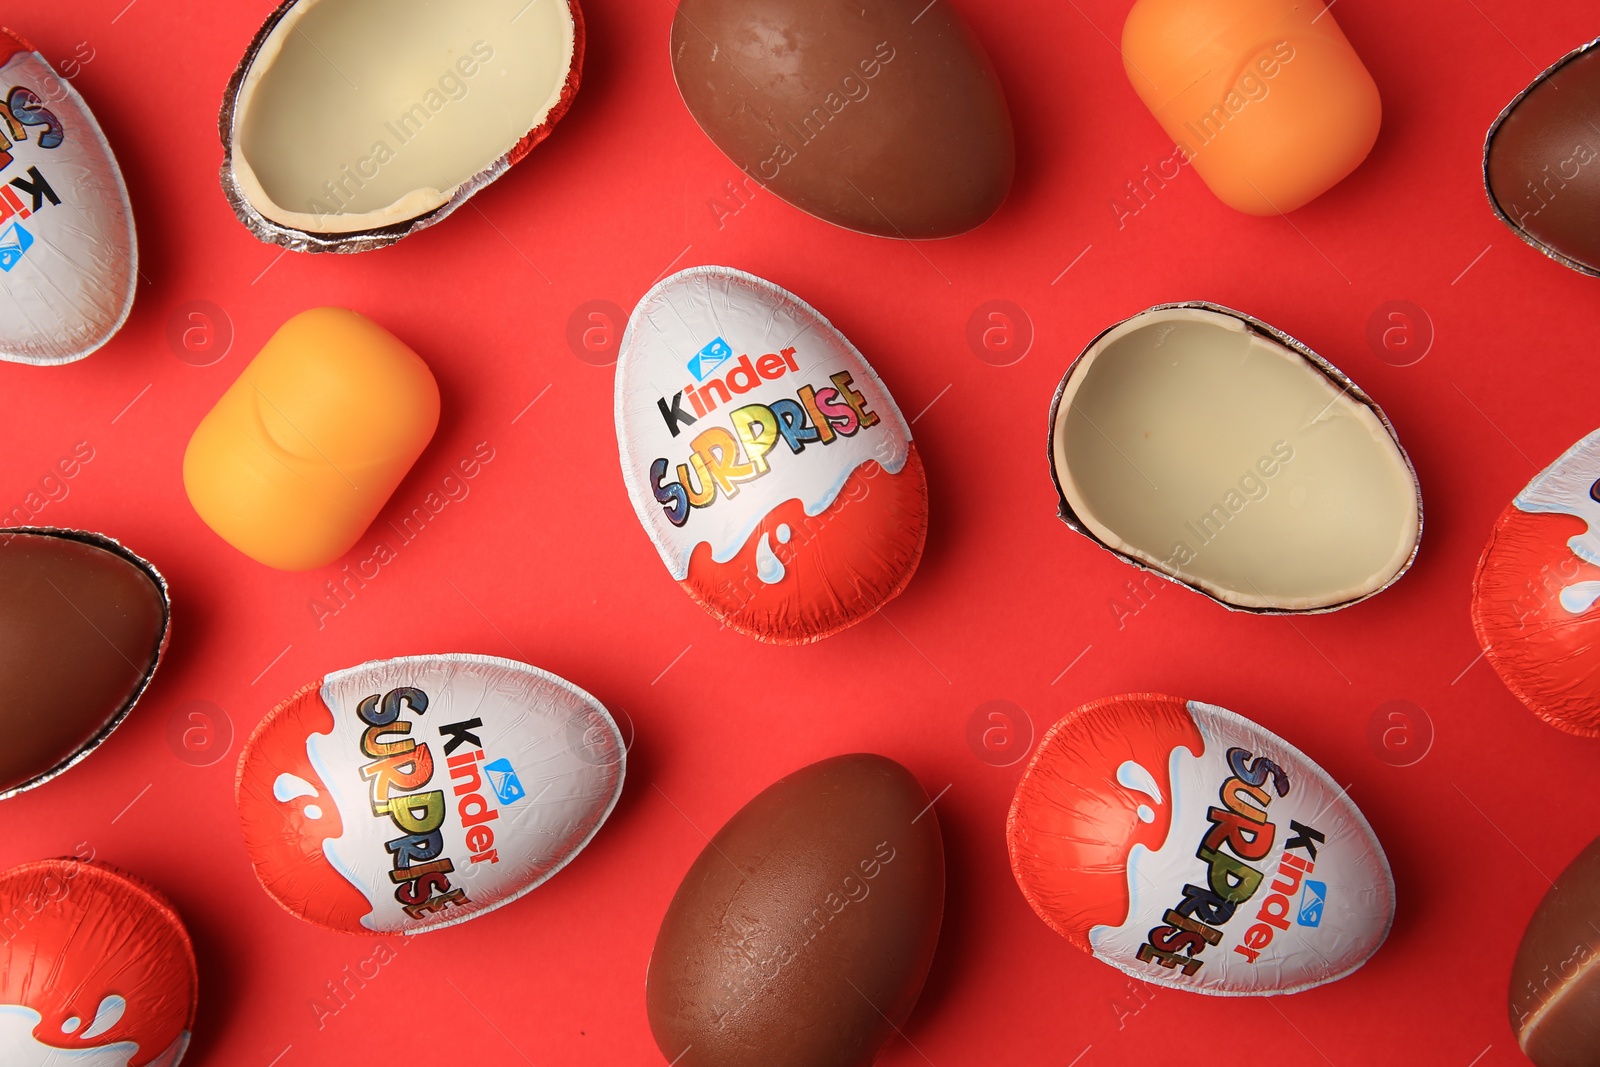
[{"left": 236, "top": 653, "right": 625, "bottom": 934}]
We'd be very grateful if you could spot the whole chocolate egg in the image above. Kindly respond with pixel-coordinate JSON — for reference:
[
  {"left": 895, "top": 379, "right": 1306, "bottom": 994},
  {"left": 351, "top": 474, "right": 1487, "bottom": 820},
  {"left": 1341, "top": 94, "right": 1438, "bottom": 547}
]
[
  {"left": 0, "top": 529, "right": 168, "bottom": 799},
  {"left": 1008, "top": 695, "right": 1394, "bottom": 995},
  {"left": 1485, "top": 38, "right": 1600, "bottom": 276},
  {"left": 0, "top": 859, "right": 197, "bottom": 1066},
  {"left": 236, "top": 653, "right": 625, "bottom": 934},
  {"left": 1473, "top": 427, "right": 1600, "bottom": 736},
  {"left": 670, "top": 0, "right": 1014, "bottom": 238},
  {"left": 1510, "top": 836, "right": 1600, "bottom": 1067},
  {"left": 646, "top": 754, "right": 944, "bottom": 1067},
  {"left": 616, "top": 266, "right": 928, "bottom": 644}
]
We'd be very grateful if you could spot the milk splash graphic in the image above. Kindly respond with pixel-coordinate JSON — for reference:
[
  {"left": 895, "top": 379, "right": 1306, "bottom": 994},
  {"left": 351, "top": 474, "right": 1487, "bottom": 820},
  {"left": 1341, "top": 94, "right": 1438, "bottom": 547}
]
[
  {"left": 0, "top": 1003, "right": 189, "bottom": 1067},
  {"left": 1116, "top": 760, "right": 1163, "bottom": 824},
  {"left": 1514, "top": 428, "right": 1600, "bottom": 615}
]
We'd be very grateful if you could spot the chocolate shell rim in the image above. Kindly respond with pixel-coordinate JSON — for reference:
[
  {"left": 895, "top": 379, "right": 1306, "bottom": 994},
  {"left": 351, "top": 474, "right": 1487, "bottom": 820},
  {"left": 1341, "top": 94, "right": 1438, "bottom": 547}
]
[
  {"left": 0, "top": 527, "right": 170, "bottom": 802},
  {"left": 0, "top": 38, "right": 139, "bottom": 365},
  {"left": 217, "top": 0, "right": 585, "bottom": 254},
  {"left": 1005, "top": 692, "right": 1398, "bottom": 997},
  {"left": 1045, "top": 301, "right": 1425, "bottom": 615},
  {"left": 1482, "top": 35, "right": 1600, "bottom": 279},
  {"left": 236, "top": 651, "right": 627, "bottom": 936}
]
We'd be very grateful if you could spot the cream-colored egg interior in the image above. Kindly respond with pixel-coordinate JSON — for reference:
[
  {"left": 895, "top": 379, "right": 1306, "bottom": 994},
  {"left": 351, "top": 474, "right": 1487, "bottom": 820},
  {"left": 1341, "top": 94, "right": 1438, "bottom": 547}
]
[
  {"left": 235, "top": 0, "right": 574, "bottom": 229},
  {"left": 1053, "top": 308, "right": 1420, "bottom": 610}
]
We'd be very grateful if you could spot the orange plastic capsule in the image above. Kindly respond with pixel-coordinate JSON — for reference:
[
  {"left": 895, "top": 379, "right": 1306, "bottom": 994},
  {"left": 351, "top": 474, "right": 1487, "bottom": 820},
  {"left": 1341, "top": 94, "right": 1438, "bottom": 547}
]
[
  {"left": 183, "top": 307, "right": 439, "bottom": 571},
  {"left": 1122, "top": 0, "right": 1382, "bottom": 215}
]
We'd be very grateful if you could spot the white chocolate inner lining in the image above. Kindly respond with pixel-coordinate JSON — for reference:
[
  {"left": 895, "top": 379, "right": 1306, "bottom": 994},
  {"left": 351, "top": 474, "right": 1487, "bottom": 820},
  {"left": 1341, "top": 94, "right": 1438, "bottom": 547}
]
[
  {"left": 1053, "top": 307, "right": 1420, "bottom": 610},
  {"left": 233, "top": 0, "right": 575, "bottom": 232}
]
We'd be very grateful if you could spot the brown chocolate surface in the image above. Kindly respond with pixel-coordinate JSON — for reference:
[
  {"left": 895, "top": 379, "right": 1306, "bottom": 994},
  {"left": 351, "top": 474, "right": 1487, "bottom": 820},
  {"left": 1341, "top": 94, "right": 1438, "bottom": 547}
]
[
  {"left": 1511, "top": 836, "right": 1600, "bottom": 1067},
  {"left": 646, "top": 753, "right": 944, "bottom": 1067},
  {"left": 1487, "top": 43, "right": 1600, "bottom": 273},
  {"left": 671, "top": 0, "right": 1014, "bottom": 238},
  {"left": 0, "top": 531, "right": 167, "bottom": 794}
]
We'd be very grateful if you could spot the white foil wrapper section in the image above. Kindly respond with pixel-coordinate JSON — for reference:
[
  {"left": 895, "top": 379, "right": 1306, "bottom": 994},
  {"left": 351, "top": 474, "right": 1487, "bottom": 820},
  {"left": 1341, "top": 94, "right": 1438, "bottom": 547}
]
[
  {"left": 614, "top": 266, "right": 927, "bottom": 644},
  {"left": 0, "top": 31, "right": 136, "bottom": 365},
  {"left": 237, "top": 654, "right": 625, "bottom": 934},
  {"left": 1511, "top": 429, "right": 1600, "bottom": 569},
  {"left": 1009, "top": 695, "right": 1395, "bottom": 996}
]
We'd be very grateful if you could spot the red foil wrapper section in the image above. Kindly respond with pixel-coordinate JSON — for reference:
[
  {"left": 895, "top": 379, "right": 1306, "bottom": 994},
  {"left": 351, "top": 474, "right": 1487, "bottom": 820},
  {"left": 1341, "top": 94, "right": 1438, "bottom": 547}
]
[
  {"left": 1473, "top": 428, "right": 1600, "bottom": 737},
  {"left": 0, "top": 859, "right": 196, "bottom": 1066}
]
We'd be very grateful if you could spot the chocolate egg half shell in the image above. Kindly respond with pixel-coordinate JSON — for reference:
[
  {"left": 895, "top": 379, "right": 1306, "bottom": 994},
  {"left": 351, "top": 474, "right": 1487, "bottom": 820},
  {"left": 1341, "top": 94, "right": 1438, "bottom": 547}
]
[
  {"left": 236, "top": 653, "right": 625, "bottom": 934},
  {"left": 0, "top": 528, "right": 168, "bottom": 799},
  {"left": 0, "top": 859, "right": 197, "bottom": 1067},
  {"left": 670, "top": 0, "right": 1014, "bottom": 238},
  {"left": 1510, "top": 835, "right": 1600, "bottom": 1067},
  {"left": 615, "top": 266, "right": 928, "bottom": 644},
  {"left": 221, "top": 0, "right": 583, "bottom": 253},
  {"left": 646, "top": 754, "right": 944, "bottom": 1067},
  {"left": 1472, "top": 428, "right": 1600, "bottom": 737},
  {"left": 1007, "top": 695, "right": 1395, "bottom": 995},
  {"left": 1049, "top": 303, "right": 1422, "bottom": 613},
  {"left": 1485, "top": 37, "right": 1600, "bottom": 277},
  {"left": 0, "top": 29, "right": 137, "bottom": 364}
]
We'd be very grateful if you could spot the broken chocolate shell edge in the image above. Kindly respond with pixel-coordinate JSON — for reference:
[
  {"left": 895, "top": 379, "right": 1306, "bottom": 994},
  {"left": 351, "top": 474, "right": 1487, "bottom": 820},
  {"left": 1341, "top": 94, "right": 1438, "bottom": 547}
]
[{"left": 1045, "top": 300, "right": 1424, "bottom": 616}]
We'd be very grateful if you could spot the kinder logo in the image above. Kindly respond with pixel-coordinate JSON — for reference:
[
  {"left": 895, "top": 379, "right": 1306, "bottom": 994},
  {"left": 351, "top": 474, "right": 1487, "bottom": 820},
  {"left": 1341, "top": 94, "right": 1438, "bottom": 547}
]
[
  {"left": 1297, "top": 880, "right": 1326, "bottom": 928},
  {"left": 440, "top": 717, "right": 509, "bottom": 867},
  {"left": 0, "top": 165, "right": 58, "bottom": 231},
  {"left": 484, "top": 758, "right": 525, "bottom": 805},
  {"left": 656, "top": 342, "right": 801, "bottom": 438},
  {"left": 688, "top": 336, "right": 733, "bottom": 382},
  {"left": 649, "top": 368, "right": 879, "bottom": 528},
  {"left": 0, "top": 220, "right": 31, "bottom": 271}
]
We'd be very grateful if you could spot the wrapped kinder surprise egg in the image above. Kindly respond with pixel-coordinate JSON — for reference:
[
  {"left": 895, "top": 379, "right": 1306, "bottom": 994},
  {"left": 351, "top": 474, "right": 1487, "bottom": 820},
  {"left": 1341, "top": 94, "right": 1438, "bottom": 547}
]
[
  {"left": 1007, "top": 695, "right": 1395, "bottom": 995},
  {"left": 0, "top": 859, "right": 197, "bottom": 1066},
  {"left": 236, "top": 653, "right": 625, "bottom": 934},
  {"left": 0, "top": 29, "right": 137, "bottom": 364},
  {"left": 615, "top": 267, "right": 928, "bottom": 644},
  {"left": 1473, "top": 428, "right": 1600, "bottom": 736}
]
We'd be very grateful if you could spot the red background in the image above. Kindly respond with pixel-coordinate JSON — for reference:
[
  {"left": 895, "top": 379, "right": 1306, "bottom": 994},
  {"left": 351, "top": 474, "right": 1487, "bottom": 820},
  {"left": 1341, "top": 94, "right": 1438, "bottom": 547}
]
[{"left": 1, "top": 1, "right": 1594, "bottom": 1064}]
